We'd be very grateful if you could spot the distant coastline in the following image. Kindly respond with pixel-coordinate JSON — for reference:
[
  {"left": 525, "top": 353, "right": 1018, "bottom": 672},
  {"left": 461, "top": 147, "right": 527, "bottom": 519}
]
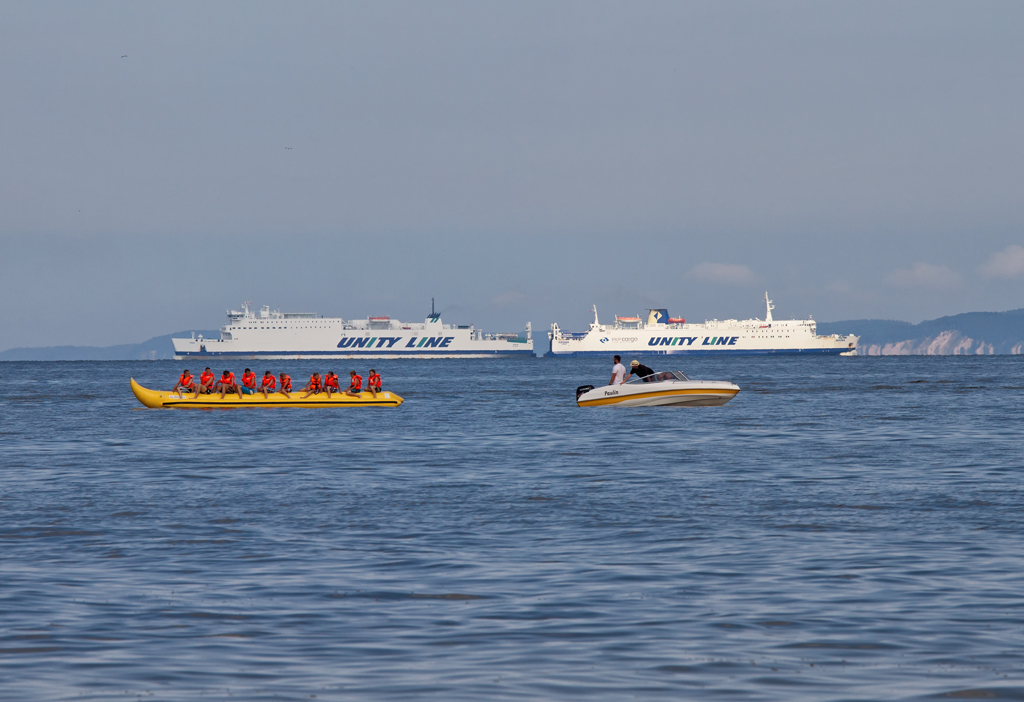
[
  {"left": 0, "top": 331, "right": 219, "bottom": 361},
  {"left": 3, "top": 309, "right": 1024, "bottom": 359},
  {"left": 818, "top": 309, "right": 1024, "bottom": 355}
]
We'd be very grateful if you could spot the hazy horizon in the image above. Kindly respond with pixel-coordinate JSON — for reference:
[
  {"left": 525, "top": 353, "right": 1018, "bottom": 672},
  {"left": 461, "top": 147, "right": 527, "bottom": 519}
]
[{"left": 3, "top": 1, "right": 1023, "bottom": 350}]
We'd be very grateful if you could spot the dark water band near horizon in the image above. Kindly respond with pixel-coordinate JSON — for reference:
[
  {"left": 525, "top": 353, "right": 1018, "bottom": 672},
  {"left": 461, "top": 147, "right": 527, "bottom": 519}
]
[{"left": 2, "top": 357, "right": 1023, "bottom": 701}]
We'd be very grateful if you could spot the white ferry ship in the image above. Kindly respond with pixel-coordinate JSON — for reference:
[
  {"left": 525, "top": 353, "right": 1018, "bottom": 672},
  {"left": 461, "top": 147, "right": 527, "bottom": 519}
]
[
  {"left": 172, "top": 301, "right": 534, "bottom": 359},
  {"left": 547, "top": 294, "right": 857, "bottom": 357}
]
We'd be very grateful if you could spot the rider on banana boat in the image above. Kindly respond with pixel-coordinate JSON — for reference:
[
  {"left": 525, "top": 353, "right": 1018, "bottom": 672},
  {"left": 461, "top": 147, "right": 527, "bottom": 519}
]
[
  {"left": 259, "top": 371, "right": 276, "bottom": 399},
  {"left": 192, "top": 368, "right": 215, "bottom": 398},
  {"left": 278, "top": 373, "right": 292, "bottom": 399},
  {"left": 217, "top": 370, "right": 242, "bottom": 399},
  {"left": 367, "top": 369, "right": 382, "bottom": 398},
  {"left": 240, "top": 368, "right": 258, "bottom": 396},
  {"left": 301, "top": 373, "right": 323, "bottom": 399},
  {"left": 345, "top": 370, "right": 363, "bottom": 398},
  {"left": 174, "top": 370, "right": 196, "bottom": 394},
  {"left": 323, "top": 371, "right": 341, "bottom": 398}
]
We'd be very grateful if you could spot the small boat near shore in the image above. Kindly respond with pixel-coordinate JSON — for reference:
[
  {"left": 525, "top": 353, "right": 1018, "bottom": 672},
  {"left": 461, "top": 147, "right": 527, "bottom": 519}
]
[
  {"left": 130, "top": 378, "right": 403, "bottom": 408},
  {"left": 575, "top": 371, "right": 740, "bottom": 407}
]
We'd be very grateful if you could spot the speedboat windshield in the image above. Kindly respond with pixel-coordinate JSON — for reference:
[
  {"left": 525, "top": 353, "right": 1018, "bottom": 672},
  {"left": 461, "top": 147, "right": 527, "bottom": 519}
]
[{"left": 625, "top": 370, "right": 689, "bottom": 383}]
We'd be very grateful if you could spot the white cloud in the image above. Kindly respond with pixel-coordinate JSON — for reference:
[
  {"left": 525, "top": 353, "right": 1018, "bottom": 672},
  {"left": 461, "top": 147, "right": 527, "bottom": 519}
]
[
  {"left": 886, "top": 262, "right": 961, "bottom": 288},
  {"left": 979, "top": 244, "right": 1024, "bottom": 278},
  {"left": 689, "top": 262, "right": 754, "bottom": 284}
]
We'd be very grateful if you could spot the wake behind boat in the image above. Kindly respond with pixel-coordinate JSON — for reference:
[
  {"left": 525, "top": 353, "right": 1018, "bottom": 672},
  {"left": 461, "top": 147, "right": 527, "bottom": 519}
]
[{"left": 575, "top": 371, "right": 740, "bottom": 407}]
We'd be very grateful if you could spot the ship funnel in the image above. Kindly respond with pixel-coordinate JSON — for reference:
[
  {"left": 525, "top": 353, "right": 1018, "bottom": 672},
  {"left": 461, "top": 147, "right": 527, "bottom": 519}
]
[{"left": 646, "top": 309, "right": 668, "bottom": 325}]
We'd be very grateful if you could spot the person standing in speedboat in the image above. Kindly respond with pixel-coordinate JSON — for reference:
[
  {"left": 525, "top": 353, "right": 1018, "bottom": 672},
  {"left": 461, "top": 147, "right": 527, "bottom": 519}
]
[
  {"left": 624, "top": 359, "right": 654, "bottom": 383},
  {"left": 610, "top": 355, "right": 627, "bottom": 386}
]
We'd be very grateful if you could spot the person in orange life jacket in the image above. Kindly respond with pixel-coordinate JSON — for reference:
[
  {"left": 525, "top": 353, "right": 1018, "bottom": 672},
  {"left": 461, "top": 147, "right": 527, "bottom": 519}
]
[
  {"left": 239, "top": 368, "right": 258, "bottom": 396},
  {"left": 301, "top": 372, "right": 323, "bottom": 399},
  {"left": 174, "top": 369, "right": 196, "bottom": 394},
  {"left": 323, "top": 371, "right": 341, "bottom": 398},
  {"left": 191, "top": 367, "right": 215, "bottom": 399},
  {"left": 278, "top": 373, "right": 292, "bottom": 399},
  {"left": 367, "top": 369, "right": 382, "bottom": 398},
  {"left": 217, "top": 370, "right": 242, "bottom": 399},
  {"left": 259, "top": 371, "right": 276, "bottom": 399},
  {"left": 345, "top": 370, "right": 363, "bottom": 397}
]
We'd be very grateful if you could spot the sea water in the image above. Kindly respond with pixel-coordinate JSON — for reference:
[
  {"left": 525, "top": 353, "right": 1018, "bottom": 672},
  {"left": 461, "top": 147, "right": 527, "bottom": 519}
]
[{"left": 1, "top": 356, "right": 1023, "bottom": 701}]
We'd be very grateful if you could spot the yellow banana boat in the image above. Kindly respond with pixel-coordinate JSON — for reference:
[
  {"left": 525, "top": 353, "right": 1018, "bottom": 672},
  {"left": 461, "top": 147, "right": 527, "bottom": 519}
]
[{"left": 130, "top": 378, "right": 403, "bottom": 408}]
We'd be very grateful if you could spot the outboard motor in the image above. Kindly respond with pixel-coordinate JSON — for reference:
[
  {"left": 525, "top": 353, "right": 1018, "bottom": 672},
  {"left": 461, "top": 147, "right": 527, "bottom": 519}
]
[{"left": 576, "top": 385, "right": 595, "bottom": 401}]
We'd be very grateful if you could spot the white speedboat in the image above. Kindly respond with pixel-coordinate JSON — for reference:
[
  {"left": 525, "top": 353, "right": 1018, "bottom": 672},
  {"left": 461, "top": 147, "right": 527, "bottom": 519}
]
[{"left": 575, "top": 371, "right": 740, "bottom": 407}]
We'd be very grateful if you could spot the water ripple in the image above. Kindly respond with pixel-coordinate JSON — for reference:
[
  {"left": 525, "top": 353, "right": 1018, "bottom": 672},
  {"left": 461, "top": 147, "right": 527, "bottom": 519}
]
[{"left": 1, "top": 356, "right": 1023, "bottom": 700}]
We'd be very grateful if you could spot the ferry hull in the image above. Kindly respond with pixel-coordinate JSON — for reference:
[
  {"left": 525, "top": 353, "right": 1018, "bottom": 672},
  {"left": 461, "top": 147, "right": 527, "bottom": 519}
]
[
  {"left": 173, "top": 347, "right": 535, "bottom": 360},
  {"left": 549, "top": 347, "right": 851, "bottom": 357}
]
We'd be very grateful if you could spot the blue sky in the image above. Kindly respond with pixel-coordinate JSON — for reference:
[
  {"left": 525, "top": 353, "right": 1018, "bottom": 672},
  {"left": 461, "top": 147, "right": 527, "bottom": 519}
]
[{"left": 2, "top": 1, "right": 1023, "bottom": 349}]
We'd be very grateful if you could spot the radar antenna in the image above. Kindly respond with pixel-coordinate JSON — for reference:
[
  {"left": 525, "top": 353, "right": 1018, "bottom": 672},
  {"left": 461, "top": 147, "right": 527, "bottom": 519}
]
[{"left": 764, "top": 292, "right": 774, "bottom": 323}]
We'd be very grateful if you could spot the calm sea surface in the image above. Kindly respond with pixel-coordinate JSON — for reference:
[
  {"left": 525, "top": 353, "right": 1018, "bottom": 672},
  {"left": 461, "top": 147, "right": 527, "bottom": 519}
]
[{"left": 2, "top": 356, "right": 1024, "bottom": 701}]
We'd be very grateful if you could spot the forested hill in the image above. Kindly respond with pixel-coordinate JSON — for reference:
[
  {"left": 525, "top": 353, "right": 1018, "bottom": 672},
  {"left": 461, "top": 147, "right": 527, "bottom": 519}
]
[
  {"left": 819, "top": 309, "right": 1024, "bottom": 355},
  {"left": 0, "top": 331, "right": 219, "bottom": 361}
]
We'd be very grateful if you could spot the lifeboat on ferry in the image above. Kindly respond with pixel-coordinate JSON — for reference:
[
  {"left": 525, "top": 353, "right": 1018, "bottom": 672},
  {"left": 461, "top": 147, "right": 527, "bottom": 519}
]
[
  {"left": 130, "top": 378, "right": 403, "bottom": 408},
  {"left": 575, "top": 371, "right": 739, "bottom": 408}
]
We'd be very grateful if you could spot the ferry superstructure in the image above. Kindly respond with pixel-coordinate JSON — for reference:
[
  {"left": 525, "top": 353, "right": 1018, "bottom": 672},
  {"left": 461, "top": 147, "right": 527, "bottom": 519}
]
[
  {"left": 172, "top": 302, "right": 534, "bottom": 359},
  {"left": 547, "top": 294, "right": 857, "bottom": 357}
]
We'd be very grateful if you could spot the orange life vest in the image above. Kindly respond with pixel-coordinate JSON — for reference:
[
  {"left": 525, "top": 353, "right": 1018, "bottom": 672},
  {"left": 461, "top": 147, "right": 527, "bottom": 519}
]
[
  {"left": 261, "top": 375, "right": 276, "bottom": 389},
  {"left": 179, "top": 373, "right": 193, "bottom": 387},
  {"left": 200, "top": 371, "right": 215, "bottom": 387},
  {"left": 242, "top": 371, "right": 256, "bottom": 389},
  {"left": 368, "top": 373, "right": 381, "bottom": 389},
  {"left": 325, "top": 374, "right": 340, "bottom": 390},
  {"left": 280, "top": 375, "right": 291, "bottom": 391},
  {"left": 350, "top": 374, "right": 362, "bottom": 389},
  {"left": 220, "top": 372, "right": 235, "bottom": 385},
  {"left": 309, "top": 375, "right": 322, "bottom": 391}
]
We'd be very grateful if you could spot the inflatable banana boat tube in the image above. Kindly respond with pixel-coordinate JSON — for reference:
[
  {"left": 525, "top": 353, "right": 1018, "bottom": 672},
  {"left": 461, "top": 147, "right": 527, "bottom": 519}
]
[
  {"left": 130, "top": 378, "right": 403, "bottom": 408},
  {"left": 575, "top": 370, "right": 739, "bottom": 407}
]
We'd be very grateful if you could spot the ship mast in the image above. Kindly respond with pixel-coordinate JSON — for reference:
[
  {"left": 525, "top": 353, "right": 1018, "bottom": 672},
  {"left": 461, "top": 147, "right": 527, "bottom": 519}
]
[{"left": 764, "top": 292, "right": 774, "bottom": 323}]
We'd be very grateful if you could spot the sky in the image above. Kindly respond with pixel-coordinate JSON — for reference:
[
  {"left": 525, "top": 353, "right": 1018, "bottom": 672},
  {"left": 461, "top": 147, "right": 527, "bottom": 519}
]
[{"left": 2, "top": 1, "right": 1024, "bottom": 349}]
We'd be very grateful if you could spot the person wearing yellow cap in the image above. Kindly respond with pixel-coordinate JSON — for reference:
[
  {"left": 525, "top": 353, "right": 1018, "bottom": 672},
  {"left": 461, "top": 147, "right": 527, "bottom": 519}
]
[{"left": 624, "top": 359, "right": 654, "bottom": 383}]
